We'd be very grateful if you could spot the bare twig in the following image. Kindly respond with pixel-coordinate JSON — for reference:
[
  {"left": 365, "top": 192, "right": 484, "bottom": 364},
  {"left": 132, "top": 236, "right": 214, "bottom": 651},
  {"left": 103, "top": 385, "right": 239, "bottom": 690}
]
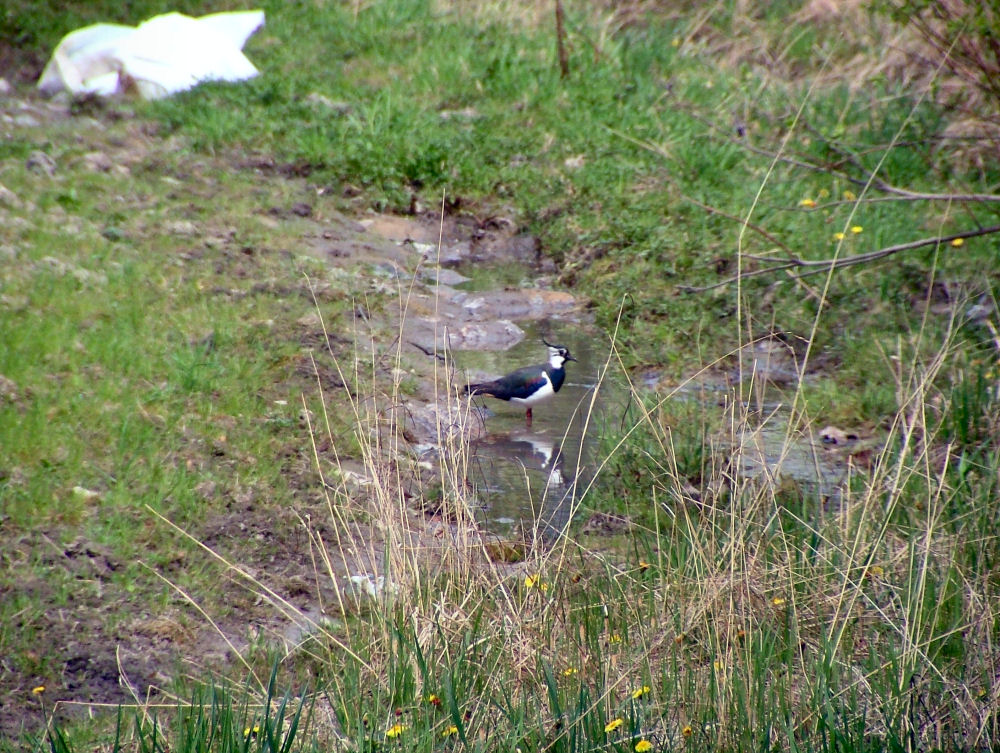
[
  {"left": 859, "top": 181, "right": 1000, "bottom": 203},
  {"left": 682, "top": 193, "right": 798, "bottom": 257},
  {"left": 609, "top": 94, "right": 1000, "bottom": 293},
  {"left": 409, "top": 340, "right": 446, "bottom": 361},
  {"left": 800, "top": 120, "right": 1000, "bottom": 203},
  {"left": 683, "top": 104, "right": 1000, "bottom": 203},
  {"left": 605, "top": 126, "right": 798, "bottom": 256},
  {"left": 679, "top": 223, "right": 1000, "bottom": 293},
  {"left": 744, "top": 132, "right": 1000, "bottom": 202},
  {"left": 555, "top": 0, "right": 570, "bottom": 79}
]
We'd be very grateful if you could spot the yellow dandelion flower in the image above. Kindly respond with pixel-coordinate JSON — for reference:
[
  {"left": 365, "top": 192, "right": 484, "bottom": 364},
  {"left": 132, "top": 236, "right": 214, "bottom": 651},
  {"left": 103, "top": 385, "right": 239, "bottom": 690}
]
[
  {"left": 243, "top": 725, "right": 260, "bottom": 738},
  {"left": 951, "top": 237, "right": 964, "bottom": 247},
  {"left": 833, "top": 232, "right": 845, "bottom": 241},
  {"left": 850, "top": 225, "right": 863, "bottom": 234},
  {"left": 609, "top": 633, "right": 623, "bottom": 644},
  {"left": 798, "top": 198, "right": 817, "bottom": 208},
  {"left": 771, "top": 596, "right": 786, "bottom": 606},
  {"left": 635, "top": 740, "right": 654, "bottom": 752},
  {"left": 427, "top": 693, "right": 441, "bottom": 706},
  {"left": 386, "top": 723, "right": 406, "bottom": 739},
  {"left": 524, "top": 574, "right": 548, "bottom": 591},
  {"left": 604, "top": 718, "right": 624, "bottom": 734},
  {"left": 843, "top": 190, "right": 856, "bottom": 200},
  {"left": 638, "top": 560, "right": 650, "bottom": 572},
  {"left": 32, "top": 686, "right": 45, "bottom": 695},
  {"left": 682, "top": 725, "right": 693, "bottom": 738},
  {"left": 562, "top": 667, "right": 578, "bottom": 677},
  {"left": 631, "top": 685, "right": 651, "bottom": 700},
  {"left": 868, "top": 565, "right": 885, "bottom": 578},
  {"left": 442, "top": 724, "right": 459, "bottom": 737}
]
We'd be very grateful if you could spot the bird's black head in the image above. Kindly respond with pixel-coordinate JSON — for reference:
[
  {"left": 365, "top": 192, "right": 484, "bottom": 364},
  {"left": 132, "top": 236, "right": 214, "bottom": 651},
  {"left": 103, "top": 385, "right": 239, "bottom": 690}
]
[{"left": 542, "top": 338, "right": 576, "bottom": 366}]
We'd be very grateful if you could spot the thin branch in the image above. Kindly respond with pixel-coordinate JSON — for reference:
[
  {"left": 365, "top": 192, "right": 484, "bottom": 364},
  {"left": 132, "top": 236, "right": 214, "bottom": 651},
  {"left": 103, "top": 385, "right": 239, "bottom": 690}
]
[
  {"left": 679, "top": 224, "right": 1000, "bottom": 293},
  {"left": 801, "top": 120, "right": 1000, "bottom": 203},
  {"left": 775, "top": 223, "right": 1000, "bottom": 268},
  {"left": 683, "top": 105, "right": 1000, "bottom": 203},
  {"left": 678, "top": 261, "right": 801, "bottom": 292},
  {"left": 746, "top": 135, "right": 1000, "bottom": 202},
  {"left": 862, "top": 181, "right": 1000, "bottom": 203},
  {"left": 409, "top": 340, "right": 445, "bottom": 361},
  {"left": 555, "top": 0, "right": 570, "bottom": 79},
  {"left": 605, "top": 126, "right": 798, "bottom": 256},
  {"left": 680, "top": 194, "right": 798, "bottom": 257},
  {"left": 608, "top": 102, "right": 1000, "bottom": 293}
]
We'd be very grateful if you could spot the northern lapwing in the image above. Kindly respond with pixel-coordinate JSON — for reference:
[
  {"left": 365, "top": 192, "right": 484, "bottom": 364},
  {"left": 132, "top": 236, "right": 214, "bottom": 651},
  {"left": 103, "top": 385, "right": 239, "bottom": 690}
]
[{"left": 464, "top": 340, "right": 576, "bottom": 426}]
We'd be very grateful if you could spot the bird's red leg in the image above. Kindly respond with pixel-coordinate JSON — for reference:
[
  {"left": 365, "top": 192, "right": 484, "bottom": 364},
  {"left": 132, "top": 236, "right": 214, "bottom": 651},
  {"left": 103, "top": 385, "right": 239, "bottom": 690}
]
[{"left": 525, "top": 407, "right": 533, "bottom": 427}]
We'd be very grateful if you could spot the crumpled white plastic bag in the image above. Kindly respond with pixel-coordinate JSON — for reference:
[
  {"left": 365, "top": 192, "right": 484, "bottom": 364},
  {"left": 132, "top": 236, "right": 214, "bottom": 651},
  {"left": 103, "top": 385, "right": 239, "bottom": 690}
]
[{"left": 37, "top": 10, "right": 265, "bottom": 100}]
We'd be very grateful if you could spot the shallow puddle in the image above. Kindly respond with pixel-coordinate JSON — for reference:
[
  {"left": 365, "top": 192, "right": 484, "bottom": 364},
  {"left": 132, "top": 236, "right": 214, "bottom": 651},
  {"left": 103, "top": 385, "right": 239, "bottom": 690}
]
[
  {"left": 663, "top": 377, "right": 856, "bottom": 510},
  {"left": 357, "top": 212, "right": 854, "bottom": 536},
  {"left": 458, "top": 321, "right": 618, "bottom": 538},
  {"left": 732, "top": 408, "right": 851, "bottom": 508}
]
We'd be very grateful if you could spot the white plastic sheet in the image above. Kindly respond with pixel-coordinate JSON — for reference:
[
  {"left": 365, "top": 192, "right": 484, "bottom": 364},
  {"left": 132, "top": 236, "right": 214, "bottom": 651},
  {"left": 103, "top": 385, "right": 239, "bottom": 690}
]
[{"left": 37, "top": 10, "right": 265, "bottom": 100}]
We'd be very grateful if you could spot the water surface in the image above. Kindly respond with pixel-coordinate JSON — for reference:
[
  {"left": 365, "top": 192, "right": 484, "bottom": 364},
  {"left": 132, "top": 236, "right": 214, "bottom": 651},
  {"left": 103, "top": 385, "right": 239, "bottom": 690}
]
[{"left": 460, "top": 322, "right": 615, "bottom": 537}]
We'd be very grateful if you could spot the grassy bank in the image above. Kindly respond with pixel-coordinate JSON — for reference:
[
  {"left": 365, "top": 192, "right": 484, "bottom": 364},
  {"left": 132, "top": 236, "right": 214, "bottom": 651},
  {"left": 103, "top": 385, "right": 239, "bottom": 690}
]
[{"left": 2, "top": 0, "right": 998, "bottom": 750}]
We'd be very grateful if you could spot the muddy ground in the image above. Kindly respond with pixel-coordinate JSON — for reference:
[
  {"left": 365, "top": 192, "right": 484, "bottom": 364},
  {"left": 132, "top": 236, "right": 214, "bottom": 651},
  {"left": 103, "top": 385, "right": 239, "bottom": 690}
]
[
  {"left": 0, "top": 83, "right": 592, "bottom": 739},
  {"left": 0, "top": 77, "right": 873, "bottom": 741}
]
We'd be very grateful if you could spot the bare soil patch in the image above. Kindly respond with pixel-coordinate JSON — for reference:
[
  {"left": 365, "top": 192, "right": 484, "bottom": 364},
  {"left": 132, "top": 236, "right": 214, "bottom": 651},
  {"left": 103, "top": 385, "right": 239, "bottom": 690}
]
[{"left": 0, "top": 83, "right": 587, "bottom": 739}]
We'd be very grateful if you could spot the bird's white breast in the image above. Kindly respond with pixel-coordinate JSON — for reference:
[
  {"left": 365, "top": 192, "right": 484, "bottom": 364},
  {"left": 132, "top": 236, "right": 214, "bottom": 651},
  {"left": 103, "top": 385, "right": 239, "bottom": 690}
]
[{"left": 510, "top": 373, "right": 556, "bottom": 407}]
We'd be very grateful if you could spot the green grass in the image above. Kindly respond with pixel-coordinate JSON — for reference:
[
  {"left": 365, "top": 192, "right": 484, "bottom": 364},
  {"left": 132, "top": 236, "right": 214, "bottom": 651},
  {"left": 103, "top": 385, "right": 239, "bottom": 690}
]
[
  {"left": 2, "top": 0, "right": 999, "bottom": 751},
  {"left": 37, "top": 664, "right": 311, "bottom": 753},
  {"left": 136, "top": 0, "right": 999, "bottom": 380},
  {"left": 0, "top": 98, "right": 368, "bottom": 747}
]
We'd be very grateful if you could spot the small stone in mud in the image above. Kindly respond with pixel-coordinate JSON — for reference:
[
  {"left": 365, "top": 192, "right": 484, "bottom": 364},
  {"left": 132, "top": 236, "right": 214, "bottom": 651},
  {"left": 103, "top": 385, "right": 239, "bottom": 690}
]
[
  {"left": 819, "top": 426, "right": 859, "bottom": 445},
  {"left": 0, "top": 183, "right": 23, "bottom": 209},
  {"left": 580, "top": 512, "right": 633, "bottom": 535},
  {"left": 422, "top": 268, "right": 470, "bottom": 286},
  {"left": 164, "top": 220, "right": 198, "bottom": 237},
  {"left": 0, "top": 374, "right": 20, "bottom": 403},
  {"left": 83, "top": 151, "right": 113, "bottom": 172},
  {"left": 470, "top": 232, "right": 543, "bottom": 266},
  {"left": 483, "top": 538, "right": 525, "bottom": 562},
  {"left": 26, "top": 150, "right": 56, "bottom": 176},
  {"left": 448, "top": 320, "right": 524, "bottom": 350}
]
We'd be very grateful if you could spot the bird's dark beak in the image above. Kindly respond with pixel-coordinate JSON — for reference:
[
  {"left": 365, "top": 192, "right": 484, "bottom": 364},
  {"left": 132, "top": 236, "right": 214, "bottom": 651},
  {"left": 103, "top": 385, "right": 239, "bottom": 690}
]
[{"left": 566, "top": 354, "right": 577, "bottom": 362}]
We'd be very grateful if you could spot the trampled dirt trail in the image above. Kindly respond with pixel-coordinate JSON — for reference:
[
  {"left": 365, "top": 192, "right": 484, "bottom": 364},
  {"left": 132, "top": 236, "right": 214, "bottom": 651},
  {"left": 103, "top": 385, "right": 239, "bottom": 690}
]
[{"left": 0, "top": 87, "right": 591, "bottom": 738}]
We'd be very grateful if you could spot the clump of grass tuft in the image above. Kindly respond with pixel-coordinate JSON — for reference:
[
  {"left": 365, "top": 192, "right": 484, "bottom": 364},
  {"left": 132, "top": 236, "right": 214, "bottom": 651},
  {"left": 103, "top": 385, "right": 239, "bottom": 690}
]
[
  {"left": 39, "top": 665, "right": 312, "bottom": 753},
  {"left": 221, "top": 241, "right": 996, "bottom": 752}
]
